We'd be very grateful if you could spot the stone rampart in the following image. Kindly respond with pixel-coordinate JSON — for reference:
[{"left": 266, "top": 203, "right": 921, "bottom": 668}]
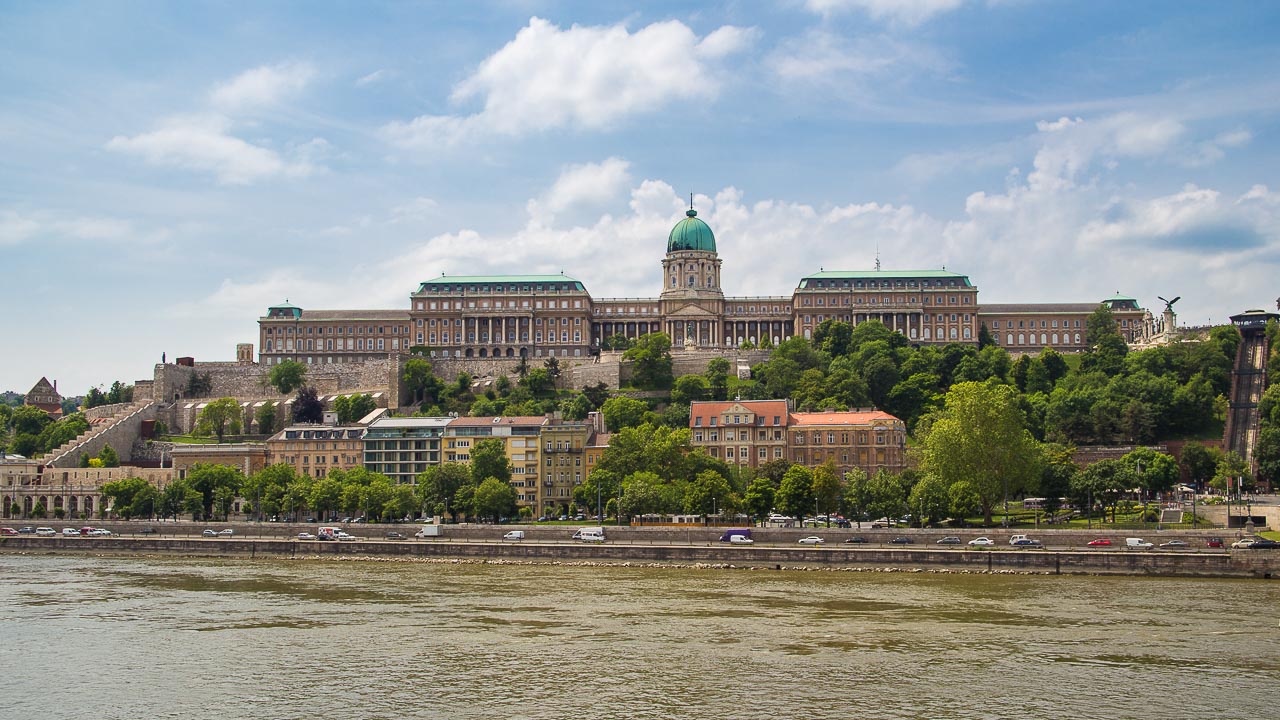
[
  {"left": 154, "top": 359, "right": 396, "bottom": 404},
  {"left": 84, "top": 402, "right": 135, "bottom": 421},
  {"left": 44, "top": 402, "right": 158, "bottom": 467}
]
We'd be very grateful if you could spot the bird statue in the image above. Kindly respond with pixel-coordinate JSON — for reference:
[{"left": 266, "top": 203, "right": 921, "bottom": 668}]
[{"left": 1157, "top": 296, "right": 1181, "bottom": 313}]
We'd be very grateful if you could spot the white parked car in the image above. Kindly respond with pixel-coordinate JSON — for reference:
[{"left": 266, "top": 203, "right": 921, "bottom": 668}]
[
  {"left": 90, "top": 528, "right": 113, "bottom": 536},
  {"left": 798, "top": 536, "right": 825, "bottom": 545},
  {"left": 297, "top": 532, "right": 316, "bottom": 540},
  {"left": 968, "top": 537, "right": 995, "bottom": 546},
  {"left": 337, "top": 531, "right": 356, "bottom": 541},
  {"left": 35, "top": 527, "right": 56, "bottom": 536},
  {"left": 61, "top": 528, "right": 80, "bottom": 536},
  {"left": 217, "top": 529, "right": 234, "bottom": 537},
  {"left": 728, "top": 534, "right": 754, "bottom": 545}
]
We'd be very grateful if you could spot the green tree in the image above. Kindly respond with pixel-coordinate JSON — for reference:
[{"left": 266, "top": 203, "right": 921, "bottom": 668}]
[
  {"left": 601, "top": 396, "right": 649, "bottom": 432},
  {"left": 404, "top": 358, "right": 445, "bottom": 407},
  {"left": 10, "top": 405, "right": 52, "bottom": 436},
  {"left": 558, "top": 393, "right": 593, "bottom": 421},
  {"left": 776, "top": 465, "right": 815, "bottom": 519},
  {"left": 684, "top": 469, "right": 734, "bottom": 517},
  {"left": 918, "top": 381, "right": 1042, "bottom": 525},
  {"left": 98, "top": 444, "right": 120, "bottom": 467},
  {"left": 866, "top": 470, "right": 908, "bottom": 525},
  {"left": 908, "top": 473, "right": 950, "bottom": 526},
  {"left": 1072, "top": 459, "right": 1128, "bottom": 522},
  {"left": 244, "top": 463, "right": 297, "bottom": 521},
  {"left": 186, "top": 463, "right": 245, "bottom": 520},
  {"left": 1211, "top": 451, "right": 1253, "bottom": 497},
  {"left": 1179, "top": 442, "right": 1220, "bottom": 490},
  {"left": 470, "top": 438, "right": 512, "bottom": 484},
  {"left": 472, "top": 477, "right": 518, "bottom": 523},
  {"left": 334, "top": 393, "right": 377, "bottom": 423},
  {"left": 101, "top": 477, "right": 153, "bottom": 520},
  {"left": 582, "top": 382, "right": 611, "bottom": 409},
  {"left": 36, "top": 413, "right": 90, "bottom": 453},
  {"left": 670, "top": 375, "right": 709, "bottom": 405},
  {"left": 743, "top": 475, "right": 777, "bottom": 522},
  {"left": 1255, "top": 427, "right": 1280, "bottom": 488},
  {"left": 269, "top": 360, "right": 308, "bottom": 393},
  {"left": 1121, "top": 447, "right": 1179, "bottom": 498},
  {"left": 706, "top": 357, "right": 730, "bottom": 401},
  {"left": 1081, "top": 305, "right": 1128, "bottom": 375},
  {"left": 193, "top": 397, "right": 243, "bottom": 442},
  {"left": 520, "top": 368, "right": 555, "bottom": 397},
  {"left": 255, "top": 401, "right": 278, "bottom": 435},
  {"left": 812, "top": 462, "right": 843, "bottom": 524},
  {"left": 309, "top": 476, "right": 344, "bottom": 521},
  {"left": 624, "top": 333, "right": 674, "bottom": 389}
]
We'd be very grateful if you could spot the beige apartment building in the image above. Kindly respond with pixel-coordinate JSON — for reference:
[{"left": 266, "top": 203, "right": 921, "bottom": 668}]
[
  {"left": 444, "top": 416, "right": 547, "bottom": 509},
  {"left": 259, "top": 206, "right": 1148, "bottom": 367},
  {"left": 689, "top": 400, "right": 791, "bottom": 468},
  {"left": 539, "top": 419, "right": 591, "bottom": 517},
  {"left": 266, "top": 423, "right": 366, "bottom": 479}
]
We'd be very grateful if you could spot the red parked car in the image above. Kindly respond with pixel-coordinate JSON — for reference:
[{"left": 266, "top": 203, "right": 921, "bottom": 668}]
[
  {"left": 1206, "top": 537, "right": 1224, "bottom": 548},
  {"left": 1087, "top": 538, "right": 1112, "bottom": 547}
]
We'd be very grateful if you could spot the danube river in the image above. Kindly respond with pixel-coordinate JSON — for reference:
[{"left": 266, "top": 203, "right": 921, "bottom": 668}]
[{"left": 2, "top": 554, "right": 1277, "bottom": 719}]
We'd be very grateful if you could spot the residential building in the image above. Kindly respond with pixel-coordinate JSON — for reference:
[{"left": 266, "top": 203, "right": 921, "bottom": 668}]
[
  {"left": 266, "top": 423, "right": 366, "bottom": 479},
  {"left": 539, "top": 419, "right": 591, "bottom": 517},
  {"left": 25, "top": 377, "right": 63, "bottom": 419},
  {"left": 688, "top": 400, "right": 791, "bottom": 468},
  {"left": 444, "top": 416, "right": 547, "bottom": 509},
  {"left": 788, "top": 411, "right": 907, "bottom": 478},
  {"left": 361, "top": 416, "right": 451, "bottom": 484}
]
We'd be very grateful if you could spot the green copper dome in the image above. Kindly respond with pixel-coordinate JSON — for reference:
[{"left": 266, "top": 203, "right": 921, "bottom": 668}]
[{"left": 667, "top": 209, "right": 716, "bottom": 253}]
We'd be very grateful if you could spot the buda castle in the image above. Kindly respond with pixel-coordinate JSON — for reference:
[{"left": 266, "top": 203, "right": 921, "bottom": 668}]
[{"left": 259, "top": 208, "right": 1153, "bottom": 365}]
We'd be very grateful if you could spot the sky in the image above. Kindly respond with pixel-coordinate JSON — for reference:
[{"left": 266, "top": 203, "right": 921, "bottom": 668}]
[{"left": 3, "top": 0, "right": 1279, "bottom": 396}]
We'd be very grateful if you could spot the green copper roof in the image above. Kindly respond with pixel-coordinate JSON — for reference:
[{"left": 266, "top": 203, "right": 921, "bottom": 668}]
[
  {"left": 1104, "top": 293, "right": 1137, "bottom": 302},
  {"left": 416, "top": 274, "right": 586, "bottom": 293},
  {"left": 668, "top": 209, "right": 716, "bottom": 253},
  {"left": 266, "top": 301, "right": 303, "bottom": 319}
]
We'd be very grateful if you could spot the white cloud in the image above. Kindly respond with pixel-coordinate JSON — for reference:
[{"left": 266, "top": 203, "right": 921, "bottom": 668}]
[
  {"left": 527, "top": 157, "right": 632, "bottom": 223},
  {"left": 805, "top": 0, "right": 966, "bottom": 26},
  {"left": 0, "top": 210, "right": 40, "bottom": 246},
  {"left": 106, "top": 115, "right": 315, "bottom": 185},
  {"left": 355, "top": 69, "right": 387, "bottom": 87},
  {"left": 382, "top": 17, "right": 756, "bottom": 148},
  {"left": 210, "top": 61, "right": 315, "bottom": 112}
]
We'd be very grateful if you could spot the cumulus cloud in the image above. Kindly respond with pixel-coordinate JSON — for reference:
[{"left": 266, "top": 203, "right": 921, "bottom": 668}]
[
  {"left": 805, "top": 0, "right": 966, "bottom": 25},
  {"left": 527, "top": 157, "right": 632, "bottom": 224},
  {"left": 211, "top": 61, "right": 315, "bottom": 112},
  {"left": 106, "top": 115, "right": 315, "bottom": 185},
  {"left": 382, "top": 17, "right": 757, "bottom": 148}
]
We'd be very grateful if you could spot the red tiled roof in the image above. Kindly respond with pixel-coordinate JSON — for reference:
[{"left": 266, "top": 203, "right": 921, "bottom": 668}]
[{"left": 789, "top": 410, "right": 900, "bottom": 426}]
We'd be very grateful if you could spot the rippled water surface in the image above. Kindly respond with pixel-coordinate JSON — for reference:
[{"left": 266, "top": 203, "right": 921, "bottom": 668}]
[{"left": 2, "top": 555, "right": 1277, "bottom": 719}]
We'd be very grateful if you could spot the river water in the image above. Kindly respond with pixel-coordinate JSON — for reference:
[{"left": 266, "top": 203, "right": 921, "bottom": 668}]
[{"left": 1, "top": 554, "right": 1277, "bottom": 720}]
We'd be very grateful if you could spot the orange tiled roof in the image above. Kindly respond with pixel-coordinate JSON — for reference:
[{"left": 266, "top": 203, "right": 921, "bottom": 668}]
[{"left": 789, "top": 410, "right": 900, "bottom": 426}]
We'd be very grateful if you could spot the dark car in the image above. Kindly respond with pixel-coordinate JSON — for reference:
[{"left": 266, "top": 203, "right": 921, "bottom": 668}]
[
  {"left": 1206, "top": 537, "right": 1224, "bottom": 548},
  {"left": 936, "top": 536, "right": 962, "bottom": 545},
  {"left": 139, "top": 527, "right": 157, "bottom": 535},
  {"left": 1012, "top": 538, "right": 1043, "bottom": 548},
  {"left": 843, "top": 536, "right": 868, "bottom": 544},
  {"left": 1249, "top": 539, "right": 1280, "bottom": 549},
  {"left": 890, "top": 537, "right": 914, "bottom": 545},
  {"left": 18, "top": 526, "right": 35, "bottom": 534},
  {"left": 385, "top": 531, "right": 406, "bottom": 540}
]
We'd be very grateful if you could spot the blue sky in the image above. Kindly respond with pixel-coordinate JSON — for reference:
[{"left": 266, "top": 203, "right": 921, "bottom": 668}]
[{"left": 3, "top": 0, "right": 1279, "bottom": 395}]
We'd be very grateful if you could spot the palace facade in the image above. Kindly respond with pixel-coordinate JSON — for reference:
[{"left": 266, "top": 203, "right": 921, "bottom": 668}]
[{"left": 258, "top": 208, "right": 1153, "bottom": 364}]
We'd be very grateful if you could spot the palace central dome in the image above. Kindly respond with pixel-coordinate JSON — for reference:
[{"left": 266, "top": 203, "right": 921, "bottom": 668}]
[{"left": 667, "top": 209, "right": 716, "bottom": 253}]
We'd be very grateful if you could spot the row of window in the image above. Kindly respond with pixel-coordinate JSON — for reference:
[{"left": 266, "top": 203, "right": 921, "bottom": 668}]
[
  {"left": 996, "top": 332, "right": 1083, "bottom": 346},
  {"left": 265, "top": 338, "right": 400, "bottom": 352},
  {"left": 416, "top": 298, "right": 584, "bottom": 310},
  {"left": 265, "top": 325, "right": 408, "bottom": 336},
  {"left": 801, "top": 294, "right": 971, "bottom": 308},
  {"left": 428, "top": 331, "right": 582, "bottom": 344},
  {"left": 420, "top": 283, "right": 581, "bottom": 294},
  {"left": 807, "top": 279, "right": 964, "bottom": 290}
]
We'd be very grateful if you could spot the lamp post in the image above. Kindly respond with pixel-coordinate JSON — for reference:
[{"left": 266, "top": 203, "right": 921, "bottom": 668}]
[{"left": 712, "top": 497, "right": 717, "bottom": 527}]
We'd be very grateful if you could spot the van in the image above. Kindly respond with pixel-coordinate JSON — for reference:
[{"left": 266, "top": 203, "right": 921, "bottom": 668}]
[
  {"left": 1126, "top": 537, "right": 1154, "bottom": 549},
  {"left": 1009, "top": 534, "right": 1029, "bottom": 546},
  {"left": 502, "top": 530, "right": 525, "bottom": 541},
  {"left": 719, "top": 529, "right": 752, "bottom": 543},
  {"left": 572, "top": 527, "right": 605, "bottom": 540}
]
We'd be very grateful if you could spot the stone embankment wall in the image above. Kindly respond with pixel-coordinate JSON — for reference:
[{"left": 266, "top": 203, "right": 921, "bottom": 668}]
[
  {"left": 84, "top": 402, "right": 135, "bottom": 421},
  {"left": 154, "top": 359, "right": 397, "bottom": 404},
  {"left": 6, "top": 537, "right": 1277, "bottom": 579}
]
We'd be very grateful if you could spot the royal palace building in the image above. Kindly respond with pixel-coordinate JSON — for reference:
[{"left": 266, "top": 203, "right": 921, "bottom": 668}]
[{"left": 258, "top": 207, "right": 1152, "bottom": 364}]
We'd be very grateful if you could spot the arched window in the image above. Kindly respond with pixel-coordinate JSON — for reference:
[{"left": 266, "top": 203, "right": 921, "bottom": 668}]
[{"left": 1007, "top": 333, "right": 1014, "bottom": 345}]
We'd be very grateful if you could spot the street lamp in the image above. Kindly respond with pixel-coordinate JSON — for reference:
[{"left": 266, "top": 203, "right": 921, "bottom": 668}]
[{"left": 711, "top": 497, "right": 717, "bottom": 527}]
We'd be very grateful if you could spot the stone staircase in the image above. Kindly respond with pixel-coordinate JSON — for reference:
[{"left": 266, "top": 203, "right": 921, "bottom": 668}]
[{"left": 43, "top": 400, "right": 157, "bottom": 467}]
